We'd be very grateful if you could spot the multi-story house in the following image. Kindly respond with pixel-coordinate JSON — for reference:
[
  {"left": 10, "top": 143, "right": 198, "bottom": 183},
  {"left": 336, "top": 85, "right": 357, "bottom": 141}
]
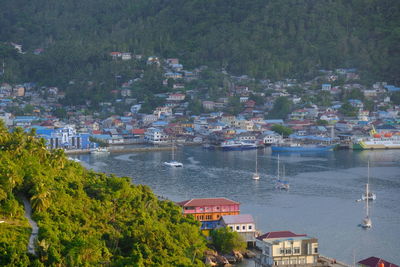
[
  {"left": 255, "top": 231, "right": 319, "bottom": 267},
  {"left": 178, "top": 198, "right": 240, "bottom": 236},
  {"left": 220, "top": 214, "right": 257, "bottom": 243},
  {"left": 144, "top": 127, "right": 169, "bottom": 144}
]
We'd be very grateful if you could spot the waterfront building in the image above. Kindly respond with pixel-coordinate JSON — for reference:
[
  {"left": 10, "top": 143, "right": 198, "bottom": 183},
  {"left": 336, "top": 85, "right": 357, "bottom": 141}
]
[
  {"left": 358, "top": 257, "right": 398, "bottom": 267},
  {"left": 36, "top": 126, "right": 93, "bottom": 150},
  {"left": 255, "top": 231, "right": 319, "bottom": 267},
  {"left": 220, "top": 214, "right": 257, "bottom": 243},
  {"left": 177, "top": 197, "right": 240, "bottom": 236},
  {"left": 144, "top": 127, "right": 169, "bottom": 144}
]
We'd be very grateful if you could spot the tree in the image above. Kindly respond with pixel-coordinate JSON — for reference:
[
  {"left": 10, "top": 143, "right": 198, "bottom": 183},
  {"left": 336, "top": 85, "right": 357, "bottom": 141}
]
[
  {"left": 210, "top": 227, "right": 246, "bottom": 254},
  {"left": 391, "top": 92, "right": 400, "bottom": 105},
  {"left": 267, "top": 97, "right": 292, "bottom": 119},
  {"left": 339, "top": 101, "right": 357, "bottom": 117},
  {"left": 271, "top": 124, "right": 293, "bottom": 138}
]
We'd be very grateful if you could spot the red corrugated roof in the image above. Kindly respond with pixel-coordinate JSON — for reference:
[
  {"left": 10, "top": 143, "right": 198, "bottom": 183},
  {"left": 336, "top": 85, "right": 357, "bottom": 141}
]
[
  {"left": 132, "top": 129, "right": 145, "bottom": 134},
  {"left": 257, "top": 231, "right": 307, "bottom": 240},
  {"left": 178, "top": 197, "right": 240, "bottom": 207},
  {"left": 358, "top": 257, "right": 399, "bottom": 267}
]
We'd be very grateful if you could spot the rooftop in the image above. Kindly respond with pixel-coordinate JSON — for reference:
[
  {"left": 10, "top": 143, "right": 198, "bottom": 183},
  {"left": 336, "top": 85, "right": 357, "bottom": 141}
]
[
  {"left": 178, "top": 197, "right": 240, "bottom": 207},
  {"left": 358, "top": 257, "right": 398, "bottom": 267},
  {"left": 222, "top": 214, "right": 254, "bottom": 224},
  {"left": 257, "top": 231, "right": 307, "bottom": 240}
]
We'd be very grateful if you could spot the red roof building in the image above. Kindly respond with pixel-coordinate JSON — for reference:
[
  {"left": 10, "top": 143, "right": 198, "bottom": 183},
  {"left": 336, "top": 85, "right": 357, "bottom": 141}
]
[
  {"left": 358, "top": 257, "right": 398, "bottom": 267},
  {"left": 177, "top": 197, "right": 240, "bottom": 222}
]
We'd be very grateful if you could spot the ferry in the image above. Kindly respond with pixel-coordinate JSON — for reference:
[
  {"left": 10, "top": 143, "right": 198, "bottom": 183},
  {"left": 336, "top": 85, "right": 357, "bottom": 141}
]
[{"left": 353, "top": 127, "right": 400, "bottom": 150}]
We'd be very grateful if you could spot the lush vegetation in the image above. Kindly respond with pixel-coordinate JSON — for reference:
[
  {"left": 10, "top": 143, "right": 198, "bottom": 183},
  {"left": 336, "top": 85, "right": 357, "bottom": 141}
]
[
  {"left": 0, "top": 0, "right": 399, "bottom": 89},
  {"left": 210, "top": 227, "right": 246, "bottom": 254},
  {"left": 0, "top": 122, "right": 207, "bottom": 266},
  {"left": 271, "top": 124, "right": 293, "bottom": 138}
]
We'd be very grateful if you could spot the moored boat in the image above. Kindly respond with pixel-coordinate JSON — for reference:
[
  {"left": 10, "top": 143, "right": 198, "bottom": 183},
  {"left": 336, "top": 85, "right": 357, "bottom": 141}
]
[
  {"left": 271, "top": 143, "right": 336, "bottom": 152},
  {"left": 90, "top": 147, "right": 110, "bottom": 154},
  {"left": 353, "top": 126, "right": 400, "bottom": 150},
  {"left": 220, "top": 140, "right": 259, "bottom": 151}
]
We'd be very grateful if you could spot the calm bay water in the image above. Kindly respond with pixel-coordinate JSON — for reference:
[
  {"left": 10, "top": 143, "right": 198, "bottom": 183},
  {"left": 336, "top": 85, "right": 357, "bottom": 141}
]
[{"left": 74, "top": 147, "right": 400, "bottom": 265}]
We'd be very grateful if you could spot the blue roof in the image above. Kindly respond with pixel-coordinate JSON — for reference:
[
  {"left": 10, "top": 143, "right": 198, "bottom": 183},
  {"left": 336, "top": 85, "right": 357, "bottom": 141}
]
[
  {"left": 289, "top": 134, "right": 334, "bottom": 142},
  {"left": 265, "top": 119, "right": 284, "bottom": 124},
  {"left": 91, "top": 134, "right": 112, "bottom": 140},
  {"left": 152, "top": 121, "right": 168, "bottom": 126},
  {"left": 384, "top": 85, "right": 400, "bottom": 92}
]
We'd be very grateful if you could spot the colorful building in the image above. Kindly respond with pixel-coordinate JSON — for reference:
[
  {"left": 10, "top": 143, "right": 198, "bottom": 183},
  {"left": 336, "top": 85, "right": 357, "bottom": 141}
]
[{"left": 177, "top": 197, "right": 240, "bottom": 235}]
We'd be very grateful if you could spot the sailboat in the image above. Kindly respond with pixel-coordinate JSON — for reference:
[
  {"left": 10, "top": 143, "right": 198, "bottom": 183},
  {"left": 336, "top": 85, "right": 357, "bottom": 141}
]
[
  {"left": 361, "top": 185, "right": 372, "bottom": 228},
  {"left": 252, "top": 150, "right": 260, "bottom": 180},
  {"left": 361, "top": 161, "right": 376, "bottom": 201},
  {"left": 276, "top": 163, "right": 290, "bottom": 190},
  {"left": 164, "top": 140, "right": 183, "bottom": 167}
]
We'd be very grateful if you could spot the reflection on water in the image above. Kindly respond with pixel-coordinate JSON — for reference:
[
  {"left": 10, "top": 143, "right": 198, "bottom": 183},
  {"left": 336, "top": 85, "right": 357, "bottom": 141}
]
[{"left": 74, "top": 147, "right": 400, "bottom": 265}]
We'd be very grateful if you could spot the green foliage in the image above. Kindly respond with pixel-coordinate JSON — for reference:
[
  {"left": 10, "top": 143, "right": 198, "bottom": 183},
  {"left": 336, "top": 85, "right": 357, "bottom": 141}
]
[
  {"left": 1, "top": 0, "right": 399, "bottom": 90},
  {"left": 225, "top": 96, "right": 243, "bottom": 115},
  {"left": 316, "top": 119, "right": 328, "bottom": 126},
  {"left": 267, "top": 97, "right": 292, "bottom": 119},
  {"left": 0, "top": 122, "right": 207, "bottom": 266},
  {"left": 339, "top": 101, "right": 358, "bottom": 117},
  {"left": 210, "top": 227, "right": 246, "bottom": 254},
  {"left": 391, "top": 91, "right": 400, "bottom": 105},
  {"left": 271, "top": 124, "right": 293, "bottom": 138}
]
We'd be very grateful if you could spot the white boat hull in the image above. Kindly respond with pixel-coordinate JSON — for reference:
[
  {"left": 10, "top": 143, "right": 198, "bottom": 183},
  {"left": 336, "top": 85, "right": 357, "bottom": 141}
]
[{"left": 164, "top": 161, "right": 183, "bottom": 167}]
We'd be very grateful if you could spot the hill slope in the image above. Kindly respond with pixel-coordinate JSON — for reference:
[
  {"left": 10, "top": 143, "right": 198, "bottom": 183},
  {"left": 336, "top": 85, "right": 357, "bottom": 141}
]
[
  {"left": 0, "top": 0, "right": 399, "bottom": 83},
  {"left": 0, "top": 122, "right": 207, "bottom": 266}
]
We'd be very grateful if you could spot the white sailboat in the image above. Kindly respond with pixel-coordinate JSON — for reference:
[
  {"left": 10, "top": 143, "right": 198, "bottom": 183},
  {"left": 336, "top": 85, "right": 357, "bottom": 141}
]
[
  {"left": 362, "top": 161, "right": 376, "bottom": 201},
  {"left": 164, "top": 141, "right": 183, "bottom": 167},
  {"left": 276, "top": 162, "right": 289, "bottom": 190},
  {"left": 361, "top": 187, "right": 372, "bottom": 228},
  {"left": 252, "top": 150, "right": 260, "bottom": 180}
]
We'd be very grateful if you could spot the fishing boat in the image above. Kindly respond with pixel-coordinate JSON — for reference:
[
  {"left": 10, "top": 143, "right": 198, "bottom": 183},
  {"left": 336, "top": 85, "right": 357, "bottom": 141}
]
[
  {"left": 90, "top": 147, "right": 110, "bottom": 154},
  {"left": 361, "top": 184, "right": 372, "bottom": 229},
  {"left": 164, "top": 142, "right": 183, "bottom": 167},
  {"left": 271, "top": 142, "right": 336, "bottom": 152},
  {"left": 252, "top": 151, "right": 260, "bottom": 180},
  {"left": 362, "top": 161, "right": 376, "bottom": 201}
]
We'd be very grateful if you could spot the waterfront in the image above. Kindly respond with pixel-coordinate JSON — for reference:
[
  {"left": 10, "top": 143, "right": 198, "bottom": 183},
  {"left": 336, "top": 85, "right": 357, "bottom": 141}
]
[{"left": 74, "top": 147, "right": 400, "bottom": 265}]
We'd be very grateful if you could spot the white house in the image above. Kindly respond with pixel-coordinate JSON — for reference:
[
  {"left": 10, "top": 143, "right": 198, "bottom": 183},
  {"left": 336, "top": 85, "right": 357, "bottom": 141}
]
[
  {"left": 221, "top": 214, "right": 257, "bottom": 243},
  {"left": 144, "top": 127, "right": 168, "bottom": 144}
]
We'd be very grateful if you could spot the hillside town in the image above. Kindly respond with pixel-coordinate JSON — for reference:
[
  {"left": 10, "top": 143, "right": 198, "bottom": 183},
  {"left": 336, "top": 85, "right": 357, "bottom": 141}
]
[{"left": 1, "top": 52, "right": 400, "bottom": 152}]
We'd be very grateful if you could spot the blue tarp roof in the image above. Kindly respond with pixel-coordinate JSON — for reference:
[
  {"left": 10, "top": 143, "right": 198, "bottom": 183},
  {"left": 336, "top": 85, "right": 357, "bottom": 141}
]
[{"left": 289, "top": 134, "right": 334, "bottom": 142}]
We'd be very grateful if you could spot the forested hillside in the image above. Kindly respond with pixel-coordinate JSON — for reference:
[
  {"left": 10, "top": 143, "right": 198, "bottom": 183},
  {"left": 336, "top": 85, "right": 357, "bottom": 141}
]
[
  {"left": 0, "top": 122, "right": 207, "bottom": 266},
  {"left": 0, "top": 0, "right": 399, "bottom": 84}
]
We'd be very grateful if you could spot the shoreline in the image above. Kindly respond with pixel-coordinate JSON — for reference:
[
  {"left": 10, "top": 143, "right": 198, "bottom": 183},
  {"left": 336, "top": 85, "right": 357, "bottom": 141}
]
[{"left": 64, "top": 142, "right": 202, "bottom": 155}]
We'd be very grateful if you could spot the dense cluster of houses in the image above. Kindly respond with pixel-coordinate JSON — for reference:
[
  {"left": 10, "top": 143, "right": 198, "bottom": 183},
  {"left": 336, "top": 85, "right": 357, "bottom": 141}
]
[{"left": 1, "top": 55, "right": 400, "bottom": 150}]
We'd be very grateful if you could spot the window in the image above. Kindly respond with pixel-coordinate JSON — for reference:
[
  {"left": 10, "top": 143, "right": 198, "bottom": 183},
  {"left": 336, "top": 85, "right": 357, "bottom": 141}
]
[
  {"left": 280, "top": 249, "right": 285, "bottom": 254},
  {"left": 242, "top": 225, "right": 246, "bottom": 230},
  {"left": 285, "top": 249, "right": 292, "bottom": 254},
  {"left": 294, "top": 248, "right": 300, "bottom": 254},
  {"left": 248, "top": 225, "right": 252, "bottom": 230},
  {"left": 236, "top": 226, "right": 240, "bottom": 230},
  {"left": 230, "top": 226, "right": 233, "bottom": 230},
  {"left": 314, "top": 247, "right": 318, "bottom": 253},
  {"left": 217, "top": 215, "right": 220, "bottom": 218}
]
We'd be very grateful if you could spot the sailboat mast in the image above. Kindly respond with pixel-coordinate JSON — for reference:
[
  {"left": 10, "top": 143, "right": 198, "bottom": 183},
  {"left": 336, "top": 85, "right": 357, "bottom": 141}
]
[
  {"left": 277, "top": 155, "right": 280, "bottom": 179},
  {"left": 255, "top": 151, "right": 258, "bottom": 174}
]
